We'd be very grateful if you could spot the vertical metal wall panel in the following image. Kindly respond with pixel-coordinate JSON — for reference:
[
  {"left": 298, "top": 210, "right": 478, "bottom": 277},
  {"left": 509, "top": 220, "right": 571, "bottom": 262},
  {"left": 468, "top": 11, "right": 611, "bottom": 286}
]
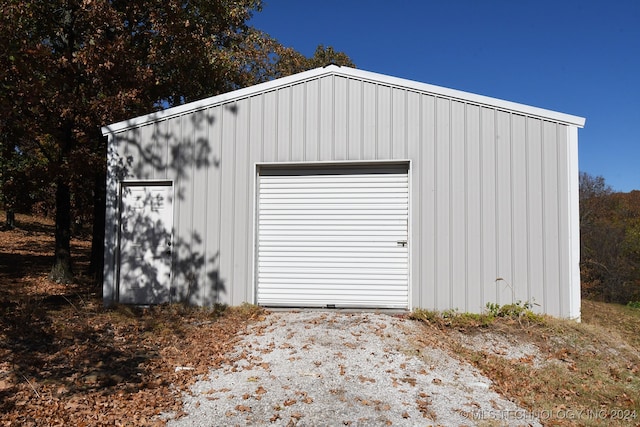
[
  {"left": 127, "top": 125, "right": 144, "bottom": 180},
  {"left": 495, "top": 111, "right": 513, "bottom": 305},
  {"left": 419, "top": 95, "right": 437, "bottom": 309},
  {"left": 434, "top": 97, "right": 451, "bottom": 310},
  {"left": 291, "top": 84, "right": 305, "bottom": 162},
  {"left": 542, "top": 121, "right": 561, "bottom": 315},
  {"left": 362, "top": 82, "right": 377, "bottom": 159},
  {"left": 277, "top": 88, "right": 291, "bottom": 162},
  {"left": 319, "top": 77, "right": 334, "bottom": 160},
  {"left": 262, "top": 91, "right": 277, "bottom": 162},
  {"left": 334, "top": 77, "right": 348, "bottom": 161},
  {"left": 376, "top": 85, "right": 392, "bottom": 160},
  {"left": 130, "top": 125, "right": 146, "bottom": 180},
  {"left": 556, "top": 124, "right": 570, "bottom": 317},
  {"left": 526, "top": 118, "right": 545, "bottom": 308},
  {"left": 191, "top": 110, "right": 209, "bottom": 304},
  {"left": 103, "top": 67, "right": 582, "bottom": 316},
  {"left": 137, "top": 124, "right": 154, "bottom": 180},
  {"left": 218, "top": 105, "right": 236, "bottom": 303},
  {"left": 450, "top": 100, "right": 467, "bottom": 310},
  {"left": 206, "top": 106, "right": 223, "bottom": 304},
  {"left": 248, "top": 95, "right": 264, "bottom": 303},
  {"left": 480, "top": 107, "right": 497, "bottom": 304},
  {"left": 233, "top": 100, "right": 252, "bottom": 303},
  {"left": 465, "top": 104, "right": 482, "bottom": 312},
  {"left": 392, "top": 88, "right": 407, "bottom": 159},
  {"left": 406, "top": 91, "right": 421, "bottom": 310},
  {"left": 406, "top": 92, "right": 421, "bottom": 157},
  {"left": 347, "top": 79, "right": 363, "bottom": 160},
  {"left": 174, "top": 115, "right": 191, "bottom": 300},
  {"left": 511, "top": 114, "right": 529, "bottom": 304},
  {"left": 304, "top": 80, "right": 320, "bottom": 161},
  {"left": 154, "top": 121, "right": 168, "bottom": 180}
]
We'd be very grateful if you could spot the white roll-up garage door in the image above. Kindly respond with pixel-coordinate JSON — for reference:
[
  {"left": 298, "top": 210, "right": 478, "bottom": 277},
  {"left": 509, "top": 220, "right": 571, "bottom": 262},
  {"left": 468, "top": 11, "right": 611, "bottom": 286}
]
[{"left": 256, "top": 164, "right": 409, "bottom": 308}]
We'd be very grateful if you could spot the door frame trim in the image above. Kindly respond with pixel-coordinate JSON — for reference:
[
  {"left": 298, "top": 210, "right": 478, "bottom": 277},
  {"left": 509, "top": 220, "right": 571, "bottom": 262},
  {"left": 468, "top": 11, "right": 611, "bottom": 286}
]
[{"left": 116, "top": 180, "right": 175, "bottom": 303}]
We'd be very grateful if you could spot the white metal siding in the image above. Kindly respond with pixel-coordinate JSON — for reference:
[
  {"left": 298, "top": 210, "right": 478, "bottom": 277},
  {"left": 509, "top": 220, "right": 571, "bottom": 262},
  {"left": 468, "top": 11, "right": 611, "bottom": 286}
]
[
  {"left": 103, "top": 66, "right": 583, "bottom": 318},
  {"left": 256, "top": 165, "right": 409, "bottom": 308}
]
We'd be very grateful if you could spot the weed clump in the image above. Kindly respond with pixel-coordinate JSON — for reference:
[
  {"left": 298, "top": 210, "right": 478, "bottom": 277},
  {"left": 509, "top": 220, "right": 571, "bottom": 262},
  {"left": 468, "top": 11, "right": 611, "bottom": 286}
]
[{"left": 410, "top": 301, "right": 545, "bottom": 328}]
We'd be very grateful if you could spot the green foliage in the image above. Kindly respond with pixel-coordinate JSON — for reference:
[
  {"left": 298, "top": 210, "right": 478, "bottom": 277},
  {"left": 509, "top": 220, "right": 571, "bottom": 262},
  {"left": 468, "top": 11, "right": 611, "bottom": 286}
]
[
  {"left": 410, "top": 301, "right": 544, "bottom": 328},
  {"left": 486, "top": 300, "right": 531, "bottom": 317},
  {"left": 627, "top": 301, "right": 640, "bottom": 309}
]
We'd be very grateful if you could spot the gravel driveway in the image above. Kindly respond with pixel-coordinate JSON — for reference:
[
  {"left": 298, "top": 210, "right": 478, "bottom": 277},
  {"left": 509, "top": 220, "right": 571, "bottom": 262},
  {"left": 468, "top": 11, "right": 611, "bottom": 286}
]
[{"left": 167, "top": 311, "right": 541, "bottom": 426}]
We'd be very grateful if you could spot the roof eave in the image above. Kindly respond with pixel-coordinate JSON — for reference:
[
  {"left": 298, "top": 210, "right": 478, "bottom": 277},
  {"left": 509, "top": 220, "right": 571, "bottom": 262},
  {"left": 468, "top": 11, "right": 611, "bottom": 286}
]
[
  {"left": 330, "top": 67, "right": 586, "bottom": 128},
  {"left": 101, "top": 66, "right": 337, "bottom": 136},
  {"left": 102, "top": 64, "right": 585, "bottom": 135}
]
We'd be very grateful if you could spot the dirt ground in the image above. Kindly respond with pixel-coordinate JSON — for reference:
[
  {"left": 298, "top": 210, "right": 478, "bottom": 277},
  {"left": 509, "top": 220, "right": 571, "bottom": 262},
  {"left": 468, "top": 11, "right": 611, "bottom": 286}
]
[
  {"left": 0, "top": 213, "right": 259, "bottom": 426},
  {"left": 1, "top": 212, "right": 640, "bottom": 426}
]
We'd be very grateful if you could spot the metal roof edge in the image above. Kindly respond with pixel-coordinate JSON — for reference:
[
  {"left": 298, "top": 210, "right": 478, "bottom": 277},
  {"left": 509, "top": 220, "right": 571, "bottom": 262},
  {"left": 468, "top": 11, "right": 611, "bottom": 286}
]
[
  {"left": 101, "top": 64, "right": 585, "bottom": 135},
  {"left": 330, "top": 66, "right": 586, "bottom": 128},
  {"left": 101, "top": 66, "right": 337, "bottom": 135}
]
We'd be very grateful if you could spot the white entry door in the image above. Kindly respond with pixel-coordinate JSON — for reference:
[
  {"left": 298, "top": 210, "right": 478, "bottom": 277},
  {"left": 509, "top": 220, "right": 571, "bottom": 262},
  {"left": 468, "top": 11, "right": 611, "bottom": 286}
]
[
  {"left": 256, "top": 165, "right": 409, "bottom": 309},
  {"left": 118, "top": 182, "right": 173, "bottom": 304}
]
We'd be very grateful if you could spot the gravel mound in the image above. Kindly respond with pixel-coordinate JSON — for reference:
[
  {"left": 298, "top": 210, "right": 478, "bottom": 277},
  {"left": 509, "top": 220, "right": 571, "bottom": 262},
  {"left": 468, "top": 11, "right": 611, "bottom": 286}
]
[{"left": 168, "top": 311, "right": 541, "bottom": 426}]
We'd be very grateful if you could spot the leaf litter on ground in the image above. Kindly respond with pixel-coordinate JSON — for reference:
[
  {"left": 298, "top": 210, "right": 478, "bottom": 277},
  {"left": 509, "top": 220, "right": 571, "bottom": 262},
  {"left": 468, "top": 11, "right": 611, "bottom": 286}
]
[{"left": 1, "top": 212, "right": 640, "bottom": 426}]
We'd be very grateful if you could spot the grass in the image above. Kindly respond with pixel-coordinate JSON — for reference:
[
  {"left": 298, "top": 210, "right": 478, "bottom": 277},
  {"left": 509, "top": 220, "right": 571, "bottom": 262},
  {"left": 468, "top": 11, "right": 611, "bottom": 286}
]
[
  {"left": 410, "top": 301, "right": 546, "bottom": 328},
  {"left": 410, "top": 301, "right": 640, "bottom": 426}
]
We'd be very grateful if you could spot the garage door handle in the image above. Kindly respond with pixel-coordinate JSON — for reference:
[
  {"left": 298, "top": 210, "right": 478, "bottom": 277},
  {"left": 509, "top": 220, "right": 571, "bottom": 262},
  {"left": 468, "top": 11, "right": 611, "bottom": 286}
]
[{"left": 397, "top": 240, "right": 407, "bottom": 247}]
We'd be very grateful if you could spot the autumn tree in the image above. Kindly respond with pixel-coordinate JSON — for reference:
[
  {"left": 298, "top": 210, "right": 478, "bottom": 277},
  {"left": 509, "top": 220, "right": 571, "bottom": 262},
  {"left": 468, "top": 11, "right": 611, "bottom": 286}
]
[
  {"left": 271, "top": 44, "right": 356, "bottom": 78},
  {"left": 0, "top": 1, "right": 353, "bottom": 284},
  {"left": 580, "top": 172, "right": 640, "bottom": 303}
]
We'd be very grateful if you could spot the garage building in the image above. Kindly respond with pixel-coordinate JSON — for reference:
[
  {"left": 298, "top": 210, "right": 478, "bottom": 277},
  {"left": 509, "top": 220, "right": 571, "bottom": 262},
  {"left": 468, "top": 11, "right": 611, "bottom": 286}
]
[{"left": 101, "top": 65, "right": 585, "bottom": 318}]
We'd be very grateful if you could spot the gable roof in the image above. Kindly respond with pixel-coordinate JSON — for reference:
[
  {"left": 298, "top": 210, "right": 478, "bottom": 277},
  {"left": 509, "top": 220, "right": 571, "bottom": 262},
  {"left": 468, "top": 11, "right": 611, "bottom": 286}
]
[{"left": 101, "top": 65, "right": 585, "bottom": 135}]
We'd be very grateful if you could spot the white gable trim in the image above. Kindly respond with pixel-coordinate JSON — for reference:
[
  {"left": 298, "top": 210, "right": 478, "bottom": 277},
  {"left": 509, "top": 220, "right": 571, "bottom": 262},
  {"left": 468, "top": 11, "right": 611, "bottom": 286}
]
[
  {"left": 339, "top": 67, "right": 585, "bottom": 128},
  {"left": 102, "top": 65, "right": 585, "bottom": 135}
]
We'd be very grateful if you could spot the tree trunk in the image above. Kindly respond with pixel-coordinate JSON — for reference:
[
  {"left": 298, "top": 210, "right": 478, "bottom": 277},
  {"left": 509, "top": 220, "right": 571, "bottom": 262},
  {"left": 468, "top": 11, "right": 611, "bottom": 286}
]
[
  {"left": 50, "top": 177, "right": 74, "bottom": 283},
  {"left": 90, "top": 168, "right": 106, "bottom": 288},
  {"left": 5, "top": 209, "right": 15, "bottom": 229}
]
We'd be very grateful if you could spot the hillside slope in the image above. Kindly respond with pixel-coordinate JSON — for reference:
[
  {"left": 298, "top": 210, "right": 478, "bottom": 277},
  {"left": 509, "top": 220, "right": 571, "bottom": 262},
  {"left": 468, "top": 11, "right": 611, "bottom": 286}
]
[{"left": 1, "top": 213, "right": 639, "bottom": 426}]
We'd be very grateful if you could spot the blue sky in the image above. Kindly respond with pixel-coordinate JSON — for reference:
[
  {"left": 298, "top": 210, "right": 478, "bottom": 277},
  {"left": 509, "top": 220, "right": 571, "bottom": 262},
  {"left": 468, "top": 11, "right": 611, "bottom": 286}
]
[{"left": 251, "top": 1, "right": 640, "bottom": 192}]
